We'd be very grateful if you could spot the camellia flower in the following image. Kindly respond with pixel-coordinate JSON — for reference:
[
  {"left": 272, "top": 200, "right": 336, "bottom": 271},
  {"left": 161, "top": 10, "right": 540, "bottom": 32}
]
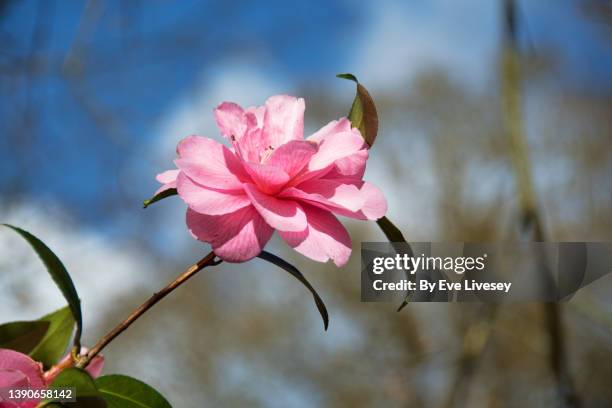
[
  {"left": 0, "top": 348, "right": 103, "bottom": 408},
  {"left": 0, "top": 349, "right": 45, "bottom": 408},
  {"left": 156, "top": 95, "right": 387, "bottom": 266}
]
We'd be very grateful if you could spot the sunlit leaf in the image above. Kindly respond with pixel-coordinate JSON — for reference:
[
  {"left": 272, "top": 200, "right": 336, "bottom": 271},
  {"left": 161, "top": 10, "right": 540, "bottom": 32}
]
[
  {"left": 2, "top": 224, "right": 82, "bottom": 348},
  {"left": 30, "top": 307, "right": 75, "bottom": 369},
  {"left": 95, "top": 375, "right": 172, "bottom": 408},
  {"left": 0, "top": 320, "right": 50, "bottom": 354},
  {"left": 143, "top": 188, "right": 177, "bottom": 208},
  {"left": 46, "top": 368, "right": 106, "bottom": 408},
  {"left": 336, "top": 73, "right": 379, "bottom": 146},
  {"left": 257, "top": 251, "right": 329, "bottom": 330}
]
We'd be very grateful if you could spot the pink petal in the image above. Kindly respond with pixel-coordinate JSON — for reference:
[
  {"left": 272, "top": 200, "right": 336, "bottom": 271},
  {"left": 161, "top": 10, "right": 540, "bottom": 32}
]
[
  {"left": 326, "top": 149, "right": 368, "bottom": 179},
  {"left": 0, "top": 349, "right": 45, "bottom": 390},
  {"left": 283, "top": 179, "right": 386, "bottom": 221},
  {"left": 244, "top": 183, "right": 307, "bottom": 232},
  {"left": 266, "top": 140, "right": 317, "bottom": 178},
  {"left": 358, "top": 182, "right": 388, "bottom": 220},
  {"left": 237, "top": 128, "right": 268, "bottom": 163},
  {"left": 85, "top": 355, "right": 104, "bottom": 379},
  {"left": 245, "top": 105, "right": 266, "bottom": 128},
  {"left": 281, "top": 179, "right": 364, "bottom": 212},
  {"left": 242, "top": 162, "right": 290, "bottom": 195},
  {"left": 156, "top": 169, "right": 179, "bottom": 184},
  {"left": 0, "top": 371, "right": 29, "bottom": 388},
  {"left": 307, "top": 129, "right": 365, "bottom": 172},
  {"left": 176, "top": 172, "right": 250, "bottom": 215},
  {"left": 214, "top": 102, "right": 248, "bottom": 140},
  {"left": 279, "top": 205, "right": 352, "bottom": 267},
  {"left": 264, "top": 95, "right": 305, "bottom": 147},
  {"left": 307, "top": 118, "right": 352, "bottom": 144},
  {"left": 175, "top": 136, "right": 248, "bottom": 190},
  {"left": 332, "top": 179, "right": 387, "bottom": 220},
  {"left": 186, "top": 206, "right": 273, "bottom": 262},
  {"left": 154, "top": 169, "right": 179, "bottom": 194}
]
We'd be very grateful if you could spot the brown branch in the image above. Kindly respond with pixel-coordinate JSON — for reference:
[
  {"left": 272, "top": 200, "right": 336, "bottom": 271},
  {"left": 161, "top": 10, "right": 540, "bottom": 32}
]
[{"left": 76, "top": 251, "right": 220, "bottom": 369}]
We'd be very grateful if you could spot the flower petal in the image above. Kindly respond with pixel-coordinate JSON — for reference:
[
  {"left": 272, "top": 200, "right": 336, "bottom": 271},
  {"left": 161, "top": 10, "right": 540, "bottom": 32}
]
[
  {"left": 245, "top": 105, "right": 266, "bottom": 128},
  {"left": 307, "top": 129, "right": 365, "bottom": 172},
  {"left": 264, "top": 95, "right": 305, "bottom": 147},
  {"left": 358, "top": 181, "right": 388, "bottom": 220},
  {"left": 282, "top": 179, "right": 386, "bottom": 220},
  {"left": 214, "top": 102, "right": 248, "bottom": 140},
  {"left": 281, "top": 179, "right": 364, "bottom": 212},
  {"left": 242, "top": 162, "right": 290, "bottom": 194},
  {"left": 307, "top": 118, "right": 352, "bottom": 144},
  {"left": 154, "top": 169, "right": 179, "bottom": 194},
  {"left": 244, "top": 183, "right": 307, "bottom": 232},
  {"left": 175, "top": 136, "right": 248, "bottom": 190},
  {"left": 266, "top": 140, "right": 317, "bottom": 179},
  {"left": 186, "top": 206, "right": 273, "bottom": 262},
  {"left": 0, "top": 370, "right": 29, "bottom": 388},
  {"left": 176, "top": 172, "right": 250, "bottom": 215},
  {"left": 0, "top": 349, "right": 45, "bottom": 390},
  {"left": 326, "top": 149, "right": 368, "bottom": 179},
  {"left": 279, "top": 205, "right": 352, "bottom": 267},
  {"left": 86, "top": 355, "right": 105, "bottom": 379}
]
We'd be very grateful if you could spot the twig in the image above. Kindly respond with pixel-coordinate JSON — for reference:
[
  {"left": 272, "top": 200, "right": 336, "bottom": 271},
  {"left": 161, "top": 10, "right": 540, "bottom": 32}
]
[
  {"left": 76, "top": 251, "right": 220, "bottom": 369},
  {"left": 501, "top": 1, "right": 579, "bottom": 406}
]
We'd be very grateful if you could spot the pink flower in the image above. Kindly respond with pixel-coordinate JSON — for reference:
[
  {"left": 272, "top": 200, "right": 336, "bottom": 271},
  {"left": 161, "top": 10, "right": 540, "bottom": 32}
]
[
  {"left": 156, "top": 95, "right": 387, "bottom": 266},
  {"left": 0, "top": 349, "right": 45, "bottom": 408},
  {"left": 0, "top": 348, "right": 104, "bottom": 408}
]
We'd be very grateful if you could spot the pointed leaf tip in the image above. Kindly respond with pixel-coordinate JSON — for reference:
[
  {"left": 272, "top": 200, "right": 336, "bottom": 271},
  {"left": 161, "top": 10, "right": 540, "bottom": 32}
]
[
  {"left": 336, "top": 74, "right": 378, "bottom": 147},
  {"left": 336, "top": 73, "right": 359, "bottom": 83},
  {"left": 257, "top": 251, "right": 329, "bottom": 330},
  {"left": 2, "top": 224, "right": 82, "bottom": 351},
  {"left": 143, "top": 188, "right": 178, "bottom": 208}
]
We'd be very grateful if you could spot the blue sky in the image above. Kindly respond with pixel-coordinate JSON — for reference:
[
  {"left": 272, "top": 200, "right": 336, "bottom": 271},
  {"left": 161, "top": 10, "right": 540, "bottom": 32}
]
[{"left": 1, "top": 0, "right": 610, "bottom": 238}]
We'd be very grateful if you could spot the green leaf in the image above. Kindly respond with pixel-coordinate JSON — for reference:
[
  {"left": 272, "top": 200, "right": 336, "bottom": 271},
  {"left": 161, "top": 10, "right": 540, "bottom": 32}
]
[
  {"left": 336, "top": 73, "right": 379, "bottom": 147},
  {"left": 46, "top": 368, "right": 106, "bottom": 408},
  {"left": 376, "top": 216, "right": 407, "bottom": 243},
  {"left": 0, "top": 320, "right": 50, "bottom": 354},
  {"left": 374, "top": 217, "right": 416, "bottom": 312},
  {"left": 95, "top": 375, "right": 172, "bottom": 408},
  {"left": 336, "top": 73, "right": 358, "bottom": 82},
  {"left": 2, "top": 224, "right": 82, "bottom": 349},
  {"left": 30, "top": 307, "right": 75, "bottom": 369},
  {"left": 143, "top": 188, "right": 177, "bottom": 208},
  {"left": 257, "top": 251, "right": 329, "bottom": 330}
]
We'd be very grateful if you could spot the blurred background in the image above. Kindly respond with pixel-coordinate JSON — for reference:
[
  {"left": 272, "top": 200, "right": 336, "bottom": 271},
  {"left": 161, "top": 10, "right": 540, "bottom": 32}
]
[{"left": 1, "top": 0, "right": 611, "bottom": 406}]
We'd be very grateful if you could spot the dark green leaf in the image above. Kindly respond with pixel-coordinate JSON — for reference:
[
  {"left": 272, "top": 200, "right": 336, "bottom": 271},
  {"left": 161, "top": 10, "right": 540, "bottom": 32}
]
[
  {"left": 30, "top": 307, "right": 75, "bottom": 369},
  {"left": 0, "top": 320, "right": 50, "bottom": 354},
  {"left": 46, "top": 368, "right": 106, "bottom": 408},
  {"left": 375, "top": 217, "right": 415, "bottom": 312},
  {"left": 336, "top": 73, "right": 379, "bottom": 147},
  {"left": 2, "top": 224, "right": 82, "bottom": 349},
  {"left": 143, "top": 188, "right": 177, "bottom": 208},
  {"left": 257, "top": 251, "right": 329, "bottom": 330},
  {"left": 95, "top": 375, "right": 172, "bottom": 408},
  {"left": 336, "top": 73, "right": 358, "bottom": 82},
  {"left": 376, "top": 216, "right": 407, "bottom": 243}
]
